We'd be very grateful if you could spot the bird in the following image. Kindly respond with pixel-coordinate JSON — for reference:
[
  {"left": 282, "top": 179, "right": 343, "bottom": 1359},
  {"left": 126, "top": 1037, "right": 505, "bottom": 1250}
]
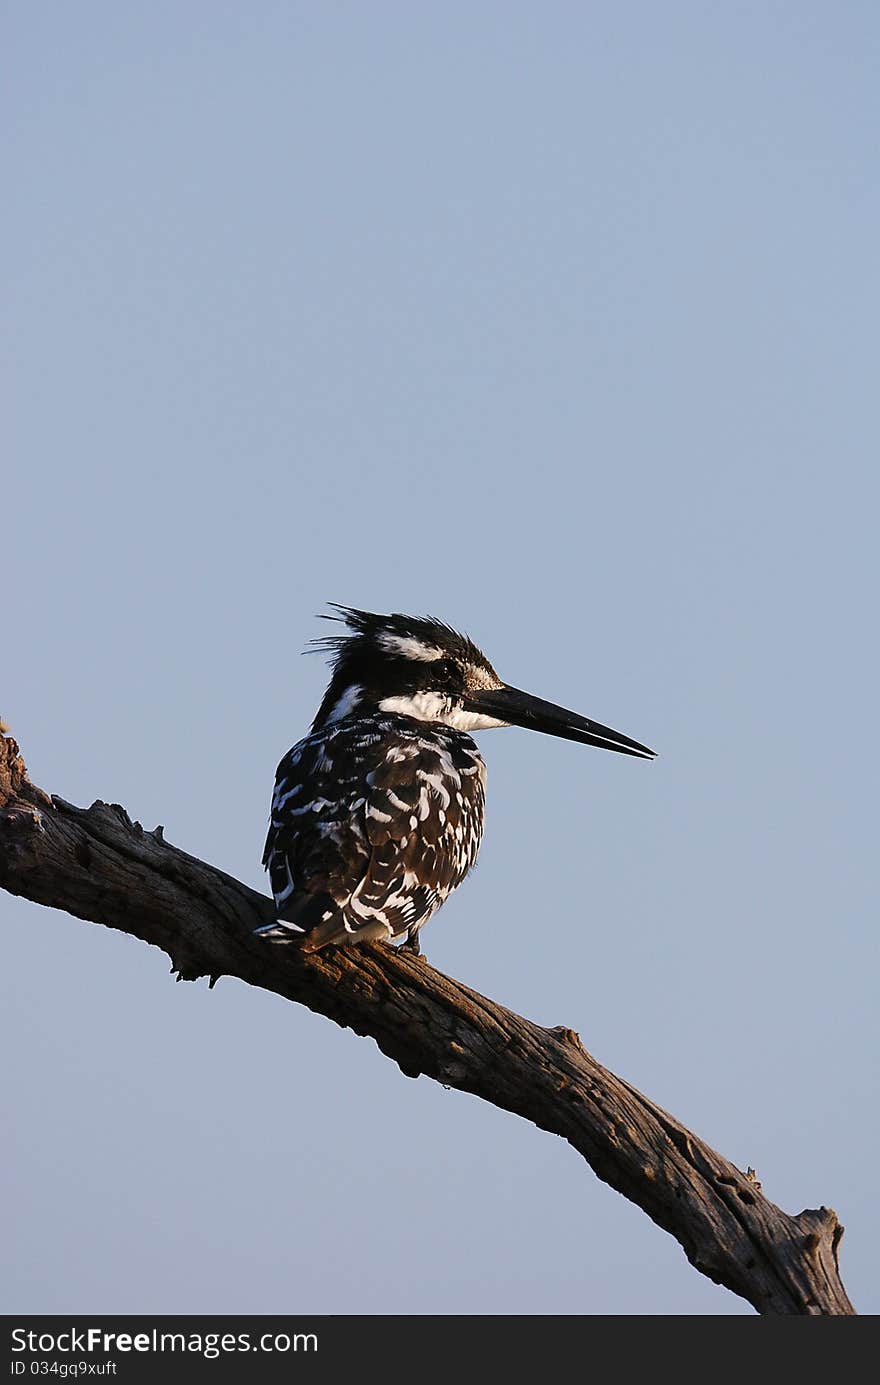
[{"left": 257, "top": 606, "right": 655, "bottom": 956}]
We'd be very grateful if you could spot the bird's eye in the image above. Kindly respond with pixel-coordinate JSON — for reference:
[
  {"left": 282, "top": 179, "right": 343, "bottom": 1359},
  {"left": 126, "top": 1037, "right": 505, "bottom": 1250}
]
[{"left": 433, "top": 659, "right": 461, "bottom": 686}]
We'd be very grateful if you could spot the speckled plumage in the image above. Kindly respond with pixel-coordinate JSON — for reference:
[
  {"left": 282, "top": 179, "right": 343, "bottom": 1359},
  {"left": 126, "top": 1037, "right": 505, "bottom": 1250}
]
[{"left": 262, "top": 714, "right": 486, "bottom": 950}]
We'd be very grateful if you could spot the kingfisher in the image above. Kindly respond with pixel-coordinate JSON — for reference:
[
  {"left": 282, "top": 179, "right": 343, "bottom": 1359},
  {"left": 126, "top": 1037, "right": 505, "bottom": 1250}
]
[{"left": 257, "top": 606, "right": 655, "bottom": 956}]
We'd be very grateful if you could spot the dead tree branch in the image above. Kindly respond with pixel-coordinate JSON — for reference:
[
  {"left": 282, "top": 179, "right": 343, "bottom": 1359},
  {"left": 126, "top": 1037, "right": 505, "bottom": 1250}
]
[{"left": 0, "top": 725, "right": 855, "bottom": 1315}]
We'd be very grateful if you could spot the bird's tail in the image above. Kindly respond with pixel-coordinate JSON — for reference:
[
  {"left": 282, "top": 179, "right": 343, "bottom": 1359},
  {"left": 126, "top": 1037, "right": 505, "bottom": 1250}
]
[
  {"left": 254, "top": 888, "right": 343, "bottom": 948},
  {"left": 254, "top": 885, "right": 352, "bottom": 950},
  {"left": 252, "top": 916, "right": 350, "bottom": 951},
  {"left": 252, "top": 919, "right": 307, "bottom": 944},
  {"left": 254, "top": 909, "right": 388, "bottom": 951}
]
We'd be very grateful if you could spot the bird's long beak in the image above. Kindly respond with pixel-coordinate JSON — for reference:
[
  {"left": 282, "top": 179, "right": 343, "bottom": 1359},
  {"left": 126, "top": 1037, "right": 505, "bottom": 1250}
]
[{"left": 463, "top": 685, "right": 656, "bottom": 759}]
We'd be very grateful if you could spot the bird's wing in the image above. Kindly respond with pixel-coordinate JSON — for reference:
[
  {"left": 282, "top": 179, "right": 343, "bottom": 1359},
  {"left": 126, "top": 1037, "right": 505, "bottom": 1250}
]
[
  {"left": 263, "top": 721, "right": 485, "bottom": 945},
  {"left": 262, "top": 727, "right": 372, "bottom": 927},
  {"left": 357, "top": 737, "right": 480, "bottom": 927}
]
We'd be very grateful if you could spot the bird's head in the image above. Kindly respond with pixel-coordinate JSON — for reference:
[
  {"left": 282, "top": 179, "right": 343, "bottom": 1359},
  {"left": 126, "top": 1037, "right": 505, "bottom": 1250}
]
[{"left": 309, "top": 606, "right": 655, "bottom": 759}]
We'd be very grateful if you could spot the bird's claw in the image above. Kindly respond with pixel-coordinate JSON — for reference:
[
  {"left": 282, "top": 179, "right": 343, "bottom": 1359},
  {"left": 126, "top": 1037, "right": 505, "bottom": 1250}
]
[{"left": 398, "top": 933, "right": 426, "bottom": 961}]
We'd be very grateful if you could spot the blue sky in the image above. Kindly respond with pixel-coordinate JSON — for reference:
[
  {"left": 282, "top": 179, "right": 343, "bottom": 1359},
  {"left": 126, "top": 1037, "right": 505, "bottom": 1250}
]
[{"left": 3, "top": 2, "right": 877, "bottom": 1314}]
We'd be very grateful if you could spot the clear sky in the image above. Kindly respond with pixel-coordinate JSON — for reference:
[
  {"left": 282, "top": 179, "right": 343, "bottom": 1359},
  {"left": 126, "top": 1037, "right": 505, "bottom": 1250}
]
[{"left": 3, "top": 2, "right": 877, "bottom": 1315}]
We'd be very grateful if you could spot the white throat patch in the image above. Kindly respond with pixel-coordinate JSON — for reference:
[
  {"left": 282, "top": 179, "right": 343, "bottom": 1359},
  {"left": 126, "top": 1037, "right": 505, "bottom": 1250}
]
[{"left": 379, "top": 691, "right": 507, "bottom": 732}]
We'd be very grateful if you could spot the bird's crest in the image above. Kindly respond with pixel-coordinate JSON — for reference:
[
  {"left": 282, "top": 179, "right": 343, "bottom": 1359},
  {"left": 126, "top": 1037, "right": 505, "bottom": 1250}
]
[{"left": 310, "top": 604, "right": 493, "bottom": 673}]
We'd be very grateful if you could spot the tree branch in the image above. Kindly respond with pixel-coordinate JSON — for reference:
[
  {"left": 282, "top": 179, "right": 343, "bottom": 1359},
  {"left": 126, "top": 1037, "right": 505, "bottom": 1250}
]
[{"left": 0, "top": 725, "right": 855, "bottom": 1315}]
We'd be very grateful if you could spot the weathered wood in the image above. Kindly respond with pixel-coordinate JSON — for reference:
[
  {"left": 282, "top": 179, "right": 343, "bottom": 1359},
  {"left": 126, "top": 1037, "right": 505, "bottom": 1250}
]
[{"left": 0, "top": 726, "right": 855, "bottom": 1315}]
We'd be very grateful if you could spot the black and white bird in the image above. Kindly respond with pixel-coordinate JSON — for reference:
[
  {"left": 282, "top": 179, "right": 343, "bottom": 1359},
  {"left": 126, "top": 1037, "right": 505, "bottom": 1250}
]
[{"left": 258, "top": 607, "right": 655, "bottom": 955}]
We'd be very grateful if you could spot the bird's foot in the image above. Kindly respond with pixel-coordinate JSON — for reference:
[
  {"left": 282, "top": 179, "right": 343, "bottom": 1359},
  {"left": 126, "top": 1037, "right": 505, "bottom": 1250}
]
[{"left": 398, "top": 933, "right": 427, "bottom": 962}]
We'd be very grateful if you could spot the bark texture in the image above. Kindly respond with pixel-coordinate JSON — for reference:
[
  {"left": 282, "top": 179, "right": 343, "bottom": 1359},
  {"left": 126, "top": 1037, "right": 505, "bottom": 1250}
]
[{"left": 0, "top": 726, "right": 855, "bottom": 1315}]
